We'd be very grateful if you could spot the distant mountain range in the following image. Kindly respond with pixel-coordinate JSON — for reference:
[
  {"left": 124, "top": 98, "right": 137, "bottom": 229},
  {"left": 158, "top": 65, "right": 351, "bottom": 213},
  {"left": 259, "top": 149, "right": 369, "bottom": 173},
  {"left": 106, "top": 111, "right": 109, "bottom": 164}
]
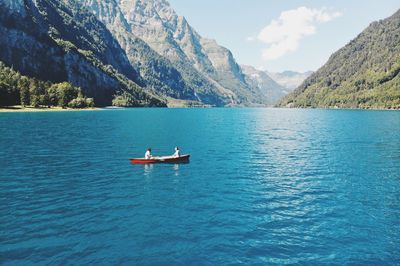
[
  {"left": 0, "top": 0, "right": 291, "bottom": 107},
  {"left": 278, "top": 9, "right": 400, "bottom": 109},
  {"left": 268, "top": 71, "right": 313, "bottom": 92},
  {"left": 241, "top": 65, "right": 288, "bottom": 105}
]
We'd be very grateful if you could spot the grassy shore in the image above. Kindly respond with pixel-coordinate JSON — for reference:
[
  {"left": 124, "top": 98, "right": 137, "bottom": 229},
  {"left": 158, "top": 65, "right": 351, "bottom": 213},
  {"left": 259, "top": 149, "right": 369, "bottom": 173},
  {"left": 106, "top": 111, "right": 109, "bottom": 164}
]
[{"left": 0, "top": 105, "right": 99, "bottom": 113}]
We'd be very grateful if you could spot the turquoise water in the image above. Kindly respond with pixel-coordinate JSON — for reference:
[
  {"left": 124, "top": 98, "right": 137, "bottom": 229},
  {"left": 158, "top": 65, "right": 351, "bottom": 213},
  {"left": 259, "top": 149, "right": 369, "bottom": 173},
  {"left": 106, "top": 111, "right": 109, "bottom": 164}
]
[{"left": 0, "top": 108, "right": 399, "bottom": 264}]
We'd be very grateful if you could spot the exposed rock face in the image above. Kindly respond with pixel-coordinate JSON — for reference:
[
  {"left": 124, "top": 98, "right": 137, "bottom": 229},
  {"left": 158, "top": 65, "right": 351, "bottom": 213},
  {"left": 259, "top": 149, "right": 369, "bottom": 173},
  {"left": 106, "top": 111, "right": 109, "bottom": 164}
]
[
  {"left": 0, "top": 0, "right": 164, "bottom": 106},
  {"left": 80, "top": 0, "right": 198, "bottom": 101},
  {"left": 3, "top": 0, "right": 26, "bottom": 14},
  {"left": 241, "top": 65, "right": 287, "bottom": 106},
  {"left": 109, "top": 0, "right": 264, "bottom": 105},
  {"left": 1, "top": 0, "right": 287, "bottom": 107}
]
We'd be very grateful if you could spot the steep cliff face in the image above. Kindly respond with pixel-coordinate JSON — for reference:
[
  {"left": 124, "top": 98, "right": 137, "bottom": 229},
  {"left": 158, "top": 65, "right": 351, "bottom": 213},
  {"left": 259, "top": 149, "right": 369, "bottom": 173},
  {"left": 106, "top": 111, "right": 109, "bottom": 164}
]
[
  {"left": 1, "top": 0, "right": 285, "bottom": 107},
  {"left": 118, "top": 0, "right": 231, "bottom": 105},
  {"left": 173, "top": 16, "right": 216, "bottom": 76},
  {"left": 3, "top": 0, "right": 26, "bottom": 14},
  {"left": 115, "top": 0, "right": 263, "bottom": 105},
  {"left": 201, "top": 38, "right": 255, "bottom": 103},
  {"left": 0, "top": 0, "right": 165, "bottom": 106},
  {"left": 80, "top": 0, "right": 199, "bottom": 101}
]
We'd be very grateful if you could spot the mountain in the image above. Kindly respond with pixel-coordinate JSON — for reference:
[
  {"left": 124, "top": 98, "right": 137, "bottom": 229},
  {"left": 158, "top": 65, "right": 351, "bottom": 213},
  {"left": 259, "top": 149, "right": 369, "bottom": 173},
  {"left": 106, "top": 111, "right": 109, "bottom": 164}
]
[
  {"left": 241, "top": 65, "right": 287, "bottom": 106},
  {"left": 278, "top": 9, "right": 400, "bottom": 109},
  {"left": 0, "top": 0, "right": 165, "bottom": 106},
  {"left": 268, "top": 71, "right": 313, "bottom": 92},
  {"left": 0, "top": 0, "right": 279, "bottom": 107},
  {"left": 81, "top": 0, "right": 268, "bottom": 105},
  {"left": 75, "top": 0, "right": 203, "bottom": 103}
]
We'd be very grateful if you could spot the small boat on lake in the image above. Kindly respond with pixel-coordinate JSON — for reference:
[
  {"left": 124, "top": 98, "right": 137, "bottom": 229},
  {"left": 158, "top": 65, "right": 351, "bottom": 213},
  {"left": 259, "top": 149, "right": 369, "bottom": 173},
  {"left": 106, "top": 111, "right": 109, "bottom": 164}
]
[{"left": 129, "top": 154, "right": 190, "bottom": 164}]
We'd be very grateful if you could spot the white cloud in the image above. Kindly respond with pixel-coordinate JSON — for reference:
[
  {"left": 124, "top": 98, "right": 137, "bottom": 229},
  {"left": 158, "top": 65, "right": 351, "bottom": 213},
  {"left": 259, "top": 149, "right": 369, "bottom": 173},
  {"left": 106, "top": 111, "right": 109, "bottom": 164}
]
[
  {"left": 246, "top": 36, "right": 255, "bottom": 42},
  {"left": 257, "top": 6, "right": 342, "bottom": 60}
]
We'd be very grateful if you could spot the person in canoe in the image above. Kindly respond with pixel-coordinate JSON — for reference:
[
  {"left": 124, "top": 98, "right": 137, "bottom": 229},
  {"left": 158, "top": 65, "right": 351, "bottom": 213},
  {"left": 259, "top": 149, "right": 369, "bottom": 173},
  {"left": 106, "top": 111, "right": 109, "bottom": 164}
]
[
  {"left": 145, "top": 148, "right": 152, "bottom": 159},
  {"left": 172, "top": 146, "right": 181, "bottom": 157}
]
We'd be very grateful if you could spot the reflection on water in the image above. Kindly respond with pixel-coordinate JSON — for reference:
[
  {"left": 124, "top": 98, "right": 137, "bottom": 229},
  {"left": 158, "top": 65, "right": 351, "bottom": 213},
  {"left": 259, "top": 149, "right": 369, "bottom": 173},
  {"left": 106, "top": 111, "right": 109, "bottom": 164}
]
[
  {"left": 143, "top": 163, "right": 154, "bottom": 175},
  {"left": 173, "top": 164, "right": 180, "bottom": 176},
  {"left": 0, "top": 108, "right": 399, "bottom": 265},
  {"left": 142, "top": 163, "right": 181, "bottom": 177}
]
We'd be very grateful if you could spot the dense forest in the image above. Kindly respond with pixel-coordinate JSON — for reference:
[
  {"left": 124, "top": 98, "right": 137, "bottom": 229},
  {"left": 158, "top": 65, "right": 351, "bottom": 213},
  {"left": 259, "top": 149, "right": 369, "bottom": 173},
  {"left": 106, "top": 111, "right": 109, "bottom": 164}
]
[
  {"left": 278, "top": 9, "right": 400, "bottom": 109},
  {"left": 0, "top": 62, "right": 94, "bottom": 108}
]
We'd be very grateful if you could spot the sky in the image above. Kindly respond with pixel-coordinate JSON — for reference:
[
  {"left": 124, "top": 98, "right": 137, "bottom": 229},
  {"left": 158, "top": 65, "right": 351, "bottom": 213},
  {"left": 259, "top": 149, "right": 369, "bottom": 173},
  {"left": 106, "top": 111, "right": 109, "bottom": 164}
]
[{"left": 168, "top": 0, "right": 399, "bottom": 73}]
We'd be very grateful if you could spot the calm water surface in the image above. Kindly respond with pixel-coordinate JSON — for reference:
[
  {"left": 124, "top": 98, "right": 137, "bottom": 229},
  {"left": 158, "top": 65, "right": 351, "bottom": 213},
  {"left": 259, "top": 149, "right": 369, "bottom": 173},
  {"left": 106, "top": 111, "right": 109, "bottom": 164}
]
[{"left": 0, "top": 108, "right": 399, "bottom": 265}]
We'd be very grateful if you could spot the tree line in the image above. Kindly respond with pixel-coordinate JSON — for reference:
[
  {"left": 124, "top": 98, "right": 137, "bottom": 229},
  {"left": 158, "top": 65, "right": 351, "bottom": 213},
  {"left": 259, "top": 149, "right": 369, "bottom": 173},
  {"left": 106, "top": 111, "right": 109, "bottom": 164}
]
[{"left": 0, "top": 62, "right": 94, "bottom": 108}]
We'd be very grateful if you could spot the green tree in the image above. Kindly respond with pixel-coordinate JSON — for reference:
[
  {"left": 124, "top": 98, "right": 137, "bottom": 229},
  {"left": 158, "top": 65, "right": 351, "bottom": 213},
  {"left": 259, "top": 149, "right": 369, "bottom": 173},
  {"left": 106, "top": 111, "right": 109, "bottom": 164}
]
[
  {"left": 48, "top": 84, "right": 59, "bottom": 106},
  {"left": 0, "top": 81, "right": 9, "bottom": 106},
  {"left": 0, "top": 61, "right": 95, "bottom": 108},
  {"left": 29, "top": 79, "right": 41, "bottom": 107},
  {"left": 85, "top": 97, "right": 95, "bottom": 107},
  {"left": 57, "top": 82, "right": 79, "bottom": 107},
  {"left": 18, "top": 77, "right": 30, "bottom": 106}
]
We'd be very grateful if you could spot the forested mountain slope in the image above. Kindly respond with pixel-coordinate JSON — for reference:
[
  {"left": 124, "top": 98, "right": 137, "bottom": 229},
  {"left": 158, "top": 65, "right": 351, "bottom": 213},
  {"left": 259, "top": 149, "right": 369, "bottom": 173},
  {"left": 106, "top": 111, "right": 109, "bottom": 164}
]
[
  {"left": 278, "top": 9, "right": 400, "bottom": 109},
  {"left": 0, "top": 0, "right": 165, "bottom": 106}
]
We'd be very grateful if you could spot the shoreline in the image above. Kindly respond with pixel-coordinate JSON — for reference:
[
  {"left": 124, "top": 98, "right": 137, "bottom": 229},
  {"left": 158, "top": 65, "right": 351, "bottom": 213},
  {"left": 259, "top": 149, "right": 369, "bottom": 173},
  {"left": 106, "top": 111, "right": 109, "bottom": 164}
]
[
  {"left": 276, "top": 106, "right": 399, "bottom": 111},
  {"left": 1, "top": 106, "right": 398, "bottom": 113},
  {"left": 0, "top": 106, "right": 99, "bottom": 113}
]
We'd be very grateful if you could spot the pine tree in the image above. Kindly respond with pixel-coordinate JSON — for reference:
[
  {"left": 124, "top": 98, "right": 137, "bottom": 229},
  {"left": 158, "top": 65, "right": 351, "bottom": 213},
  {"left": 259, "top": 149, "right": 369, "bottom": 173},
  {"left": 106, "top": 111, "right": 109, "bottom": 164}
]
[{"left": 18, "top": 77, "right": 30, "bottom": 106}]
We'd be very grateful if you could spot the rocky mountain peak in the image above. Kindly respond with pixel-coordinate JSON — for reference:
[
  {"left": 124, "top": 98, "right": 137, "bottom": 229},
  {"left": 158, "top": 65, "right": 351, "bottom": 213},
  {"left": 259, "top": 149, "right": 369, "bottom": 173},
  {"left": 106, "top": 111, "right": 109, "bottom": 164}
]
[
  {"left": 116, "top": 0, "right": 270, "bottom": 104},
  {"left": 119, "top": 0, "right": 177, "bottom": 26},
  {"left": 82, "top": 0, "right": 131, "bottom": 32},
  {"left": 173, "top": 16, "right": 190, "bottom": 40}
]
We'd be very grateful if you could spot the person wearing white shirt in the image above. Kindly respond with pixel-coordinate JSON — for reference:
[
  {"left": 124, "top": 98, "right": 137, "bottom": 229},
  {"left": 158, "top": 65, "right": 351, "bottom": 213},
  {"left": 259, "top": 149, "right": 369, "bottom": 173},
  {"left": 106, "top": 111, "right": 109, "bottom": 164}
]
[
  {"left": 173, "top": 146, "right": 180, "bottom": 157},
  {"left": 145, "top": 148, "right": 152, "bottom": 159}
]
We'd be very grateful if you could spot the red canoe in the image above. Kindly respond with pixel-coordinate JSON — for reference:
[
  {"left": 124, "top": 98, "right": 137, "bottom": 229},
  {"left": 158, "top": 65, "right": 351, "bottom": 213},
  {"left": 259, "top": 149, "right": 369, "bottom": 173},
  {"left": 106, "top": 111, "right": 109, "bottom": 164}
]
[{"left": 129, "top": 154, "right": 190, "bottom": 164}]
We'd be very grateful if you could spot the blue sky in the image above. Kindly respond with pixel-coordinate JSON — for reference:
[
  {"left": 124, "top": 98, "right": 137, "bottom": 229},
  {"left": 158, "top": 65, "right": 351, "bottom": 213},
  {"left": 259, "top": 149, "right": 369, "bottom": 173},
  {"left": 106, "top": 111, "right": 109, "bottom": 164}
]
[{"left": 168, "top": 0, "right": 399, "bottom": 72}]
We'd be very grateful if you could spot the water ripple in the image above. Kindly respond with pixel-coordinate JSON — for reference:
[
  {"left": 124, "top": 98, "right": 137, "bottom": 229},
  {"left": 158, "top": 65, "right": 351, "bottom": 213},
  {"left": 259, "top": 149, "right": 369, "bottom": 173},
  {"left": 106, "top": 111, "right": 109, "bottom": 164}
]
[{"left": 1, "top": 108, "right": 399, "bottom": 264}]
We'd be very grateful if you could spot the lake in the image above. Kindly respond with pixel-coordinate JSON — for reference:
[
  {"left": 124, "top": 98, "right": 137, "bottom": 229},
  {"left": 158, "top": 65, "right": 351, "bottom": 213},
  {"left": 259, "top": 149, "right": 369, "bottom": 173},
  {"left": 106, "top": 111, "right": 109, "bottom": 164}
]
[{"left": 0, "top": 108, "right": 399, "bottom": 264}]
